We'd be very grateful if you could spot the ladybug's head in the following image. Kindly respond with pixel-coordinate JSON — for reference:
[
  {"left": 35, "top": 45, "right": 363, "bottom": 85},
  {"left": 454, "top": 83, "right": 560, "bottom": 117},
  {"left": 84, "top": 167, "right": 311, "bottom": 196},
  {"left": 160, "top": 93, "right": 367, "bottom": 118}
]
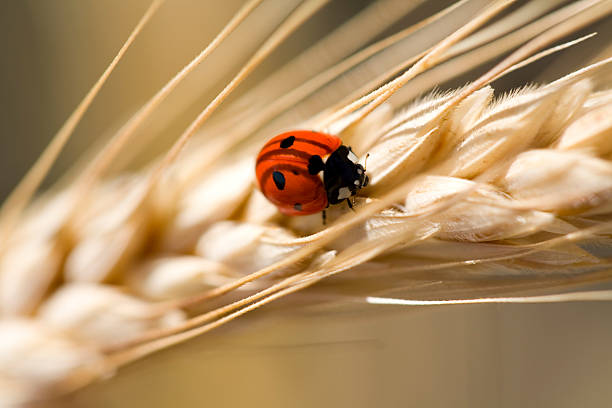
[{"left": 323, "top": 145, "right": 368, "bottom": 205}]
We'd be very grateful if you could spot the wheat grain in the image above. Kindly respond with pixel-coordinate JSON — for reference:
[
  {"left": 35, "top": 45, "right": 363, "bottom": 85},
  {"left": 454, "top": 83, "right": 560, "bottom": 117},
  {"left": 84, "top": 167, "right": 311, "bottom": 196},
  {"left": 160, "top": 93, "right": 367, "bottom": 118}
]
[
  {"left": 0, "top": 319, "right": 106, "bottom": 404},
  {"left": 501, "top": 149, "right": 612, "bottom": 214},
  {"left": 557, "top": 101, "right": 612, "bottom": 154}
]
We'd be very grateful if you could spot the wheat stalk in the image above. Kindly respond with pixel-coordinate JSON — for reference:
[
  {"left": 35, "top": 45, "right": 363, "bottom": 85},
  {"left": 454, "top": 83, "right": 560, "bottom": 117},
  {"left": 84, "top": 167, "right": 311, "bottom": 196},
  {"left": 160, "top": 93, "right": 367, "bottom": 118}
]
[{"left": 1, "top": 0, "right": 612, "bottom": 405}]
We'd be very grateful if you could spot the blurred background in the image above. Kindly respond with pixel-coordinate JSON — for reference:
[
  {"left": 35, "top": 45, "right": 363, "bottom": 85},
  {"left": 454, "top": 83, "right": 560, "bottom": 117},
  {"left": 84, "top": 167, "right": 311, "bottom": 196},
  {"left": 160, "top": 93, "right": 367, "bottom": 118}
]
[{"left": 2, "top": 1, "right": 612, "bottom": 407}]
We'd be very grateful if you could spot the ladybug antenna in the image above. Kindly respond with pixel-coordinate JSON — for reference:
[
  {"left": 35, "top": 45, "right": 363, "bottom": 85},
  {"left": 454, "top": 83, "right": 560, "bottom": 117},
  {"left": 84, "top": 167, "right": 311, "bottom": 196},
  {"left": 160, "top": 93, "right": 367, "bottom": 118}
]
[{"left": 363, "top": 153, "right": 370, "bottom": 171}]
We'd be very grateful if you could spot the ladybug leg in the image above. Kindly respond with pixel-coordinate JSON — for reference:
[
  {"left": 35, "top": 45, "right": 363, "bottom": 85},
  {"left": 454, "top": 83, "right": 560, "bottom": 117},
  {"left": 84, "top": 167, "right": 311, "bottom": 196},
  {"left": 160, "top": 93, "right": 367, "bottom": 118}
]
[
  {"left": 346, "top": 198, "right": 355, "bottom": 212},
  {"left": 321, "top": 210, "right": 327, "bottom": 225}
]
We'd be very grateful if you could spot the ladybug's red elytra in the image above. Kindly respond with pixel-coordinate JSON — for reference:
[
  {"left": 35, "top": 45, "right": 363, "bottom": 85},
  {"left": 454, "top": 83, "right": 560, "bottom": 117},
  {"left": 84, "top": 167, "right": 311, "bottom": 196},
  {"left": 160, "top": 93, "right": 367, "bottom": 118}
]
[{"left": 255, "top": 130, "right": 369, "bottom": 221}]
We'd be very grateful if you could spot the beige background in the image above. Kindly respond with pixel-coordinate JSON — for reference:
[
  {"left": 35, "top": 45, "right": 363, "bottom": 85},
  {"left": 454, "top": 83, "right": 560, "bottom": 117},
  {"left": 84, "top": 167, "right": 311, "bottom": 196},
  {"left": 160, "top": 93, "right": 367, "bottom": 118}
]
[{"left": 63, "top": 301, "right": 612, "bottom": 407}]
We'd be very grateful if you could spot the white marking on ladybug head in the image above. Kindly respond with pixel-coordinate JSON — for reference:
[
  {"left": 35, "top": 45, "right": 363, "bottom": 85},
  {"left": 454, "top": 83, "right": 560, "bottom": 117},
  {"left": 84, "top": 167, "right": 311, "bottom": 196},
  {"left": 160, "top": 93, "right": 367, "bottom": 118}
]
[
  {"left": 338, "top": 187, "right": 351, "bottom": 200},
  {"left": 347, "top": 150, "right": 359, "bottom": 164},
  {"left": 357, "top": 168, "right": 363, "bottom": 175},
  {"left": 354, "top": 180, "right": 360, "bottom": 186}
]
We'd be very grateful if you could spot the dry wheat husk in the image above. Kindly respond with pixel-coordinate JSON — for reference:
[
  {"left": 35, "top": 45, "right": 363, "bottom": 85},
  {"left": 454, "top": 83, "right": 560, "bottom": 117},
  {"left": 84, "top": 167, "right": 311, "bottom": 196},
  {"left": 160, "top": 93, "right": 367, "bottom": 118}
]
[{"left": 2, "top": 0, "right": 612, "bottom": 405}]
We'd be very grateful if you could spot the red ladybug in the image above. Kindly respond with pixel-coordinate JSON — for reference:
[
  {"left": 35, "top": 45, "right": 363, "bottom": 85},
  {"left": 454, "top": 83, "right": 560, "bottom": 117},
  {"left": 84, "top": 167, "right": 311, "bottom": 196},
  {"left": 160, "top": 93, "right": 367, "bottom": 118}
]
[{"left": 255, "top": 130, "right": 368, "bottom": 220}]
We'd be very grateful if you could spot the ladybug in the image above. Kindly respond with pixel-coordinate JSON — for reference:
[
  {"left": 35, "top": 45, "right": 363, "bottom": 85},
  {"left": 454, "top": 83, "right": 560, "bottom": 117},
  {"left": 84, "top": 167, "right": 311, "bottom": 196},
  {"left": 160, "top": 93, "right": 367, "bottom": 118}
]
[{"left": 255, "top": 130, "right": 369, "bottom": 221}]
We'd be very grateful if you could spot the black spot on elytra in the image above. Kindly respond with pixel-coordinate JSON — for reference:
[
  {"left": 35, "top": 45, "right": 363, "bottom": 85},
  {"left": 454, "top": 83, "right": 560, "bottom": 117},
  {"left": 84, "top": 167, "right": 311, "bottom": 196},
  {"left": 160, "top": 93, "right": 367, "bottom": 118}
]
[
  {"left": 280, "top": 135, "right": 295, "bottom": 148},
  {"left": 292, "top": 170, "right": 299, "bottom": 175},
  {"left": 294, "top": 203, "right": 302, "bottom": 211},
  {"left": 272, "top": 171, "right": 286, "bottom": 190},
  {"left": 308, "top": 155, "right": 324, "bottom": 175}
]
